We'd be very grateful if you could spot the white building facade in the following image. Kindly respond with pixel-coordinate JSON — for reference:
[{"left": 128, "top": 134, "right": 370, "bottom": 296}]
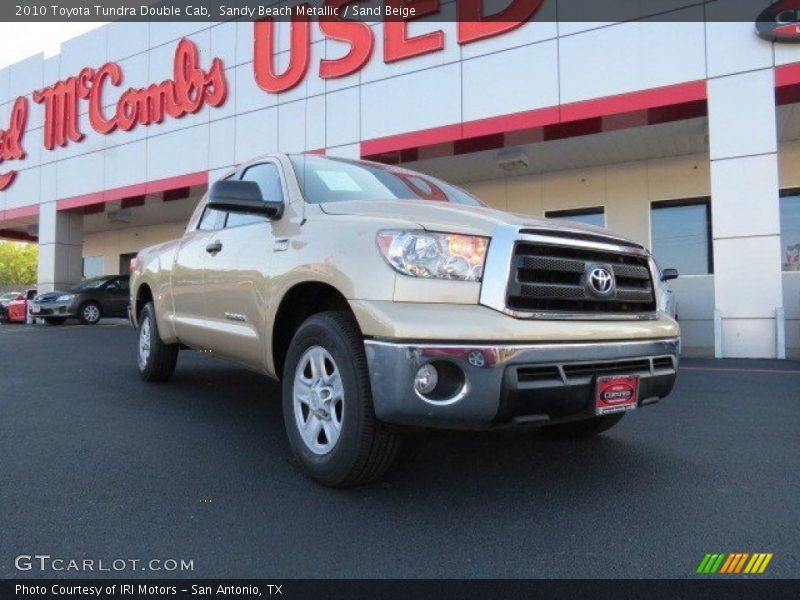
[{"left": 0, "top": 4, "right": 799, "bottom": 358}]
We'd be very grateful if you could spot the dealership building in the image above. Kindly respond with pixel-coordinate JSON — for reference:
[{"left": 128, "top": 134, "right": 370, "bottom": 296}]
[{"left": 0, "top": 4, "right": 799, "bottom": 358}]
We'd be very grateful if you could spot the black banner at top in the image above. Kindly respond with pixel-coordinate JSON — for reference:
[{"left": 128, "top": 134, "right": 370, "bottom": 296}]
[{"left": 2, "top": 0, "right": 796, "bottom": 23}]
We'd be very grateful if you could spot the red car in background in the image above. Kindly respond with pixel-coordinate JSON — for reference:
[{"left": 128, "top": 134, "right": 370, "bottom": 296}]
[{"left": 1, "top": 289, "right": 37, "bottom": 323}]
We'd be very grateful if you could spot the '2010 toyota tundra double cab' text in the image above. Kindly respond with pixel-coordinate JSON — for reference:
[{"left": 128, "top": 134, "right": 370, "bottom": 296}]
[{"left": 129, "top": 154, "right": 680, "bottom": 487}]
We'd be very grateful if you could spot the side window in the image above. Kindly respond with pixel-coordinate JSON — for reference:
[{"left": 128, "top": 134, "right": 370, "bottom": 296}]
[
  {"left": 198, "top": 207, "right": 225, "bottom": 231},
  {"left": 115, "top": 277, "right": 130, "bottom": 292},
  {"left": 226, "top": 163, "right": 284, "bottom": 228}
]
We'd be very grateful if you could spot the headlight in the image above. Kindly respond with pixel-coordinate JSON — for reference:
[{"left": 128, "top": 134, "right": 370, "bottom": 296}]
[
  {"left": 57, "top": 294, "right": 73, "bottom": 302},
  {"left": 376, "top": 230, "right": 488, "bottom": 282}
]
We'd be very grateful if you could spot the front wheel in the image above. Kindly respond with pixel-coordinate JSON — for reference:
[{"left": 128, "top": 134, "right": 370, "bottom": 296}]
[
  {"left": 137, "top": 302, "right": 178, "bottom": 382},
  {"left": 78, "top": 302, "right": 101, "bottom": 325},
  {"left": 282, "top": 311, "right": 399, "bottom": 487},
  {"left": 543, "top": 413, "right": 625, "bottom": 437}
]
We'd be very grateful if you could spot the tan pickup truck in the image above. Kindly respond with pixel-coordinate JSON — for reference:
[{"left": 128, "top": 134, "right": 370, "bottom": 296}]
[{"left": 129, "top": 154, "right": 680, "bottom": 487}]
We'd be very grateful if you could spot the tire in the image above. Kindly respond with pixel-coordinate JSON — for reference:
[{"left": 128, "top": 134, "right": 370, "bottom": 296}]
[
  {"left": 44, "top": 317, "right": 67, "bottom": 326},
  {"left": 282, "top": 311, "right": 400, "bottom": 487},
  {"left": 78, "top": 301, "right": 102, "bottom": 325},
  {"left": 543, "top": 413, "right": 625, "bottom": 438},
  {"left": 137, "top": 302, "right": 178, "bottom": 382}
]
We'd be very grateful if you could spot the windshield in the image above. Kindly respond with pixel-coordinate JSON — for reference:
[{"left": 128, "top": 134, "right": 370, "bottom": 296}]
[
  {"left": 1, "top": 292, "right": 20, "bottom": 300},
  {"left": 290, "top": 155, "right": 484, "bottom": 206},
  {"left": 70, "top": 277, "right": 109, "bottom": 291}
]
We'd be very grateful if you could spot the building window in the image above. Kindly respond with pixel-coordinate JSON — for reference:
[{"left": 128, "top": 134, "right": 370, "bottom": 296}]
[
  {"left": 651, "top": 199, "right": 713, "bottom": 276},
  {"left": 781, "top": 190, "right": 800, "bottom": 272},
  {"left": 82, "top": 255, "right": 104, "bottom": 279},
  {"left": 545, "top": 207, "right": 605, "bottom": 228}
]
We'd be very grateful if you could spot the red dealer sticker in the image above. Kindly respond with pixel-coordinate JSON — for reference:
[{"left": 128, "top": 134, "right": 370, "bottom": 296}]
[{"left": 595, "top": 375, "right": 639, "bottom": 415}]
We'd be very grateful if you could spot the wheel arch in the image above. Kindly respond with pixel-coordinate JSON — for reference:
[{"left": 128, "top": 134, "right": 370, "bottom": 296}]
[
  {"left": 270, "top": 281, "right": 357, "bottom": 379},
  {"left": 134, "top": 283, "right": 153, "bottom": 323}
]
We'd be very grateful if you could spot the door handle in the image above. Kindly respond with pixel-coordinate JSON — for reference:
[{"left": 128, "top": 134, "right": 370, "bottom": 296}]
[{"left": 206, "top": 241, "right": 223, "bottom": 254}]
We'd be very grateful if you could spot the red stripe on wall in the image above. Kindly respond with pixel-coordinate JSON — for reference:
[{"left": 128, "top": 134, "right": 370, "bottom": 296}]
[
  {"left": 361, "top": 123, "right": 464, "bottom": 157},
  {"left": 776, "top": 61, "right": 800, "bottom": 88},
  {"left": 559, "top": 80, "right": 707, "bottom": 122},
  {"left": 105, "top": 183, "right": 148, "bottom": 204},
  {"left": 56, "top": 171, "right": 208, "bottom": 212},
  {"left": 57, "top": 191, "right": 105, "bottom": 212},
  {"left": 0, "top": 205, "right": 39, "bottom": 223},
  {"left": 144, "top": 171, "right": 207, "bottom": 195},
  {"left": 360, "top": 80, "right": 708, "bottom": 160},
  {"left": 462, "top": 106, "right": 560, "bottom": 139},
  {"left": 775, "top": 61, "right": 800, "bottom": 105}
]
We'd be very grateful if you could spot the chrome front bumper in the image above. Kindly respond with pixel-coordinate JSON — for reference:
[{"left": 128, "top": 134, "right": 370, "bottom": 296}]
[{"left": 364, "top": 338, "right": 680, "bottom": 429}]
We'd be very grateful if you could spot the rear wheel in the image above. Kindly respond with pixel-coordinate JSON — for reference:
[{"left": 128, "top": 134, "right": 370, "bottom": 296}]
[
  {"left": 137, "top": 302, "right": 178, "bottom": 382},
  {"left": 282, "top": 311, "right": 399, "bottom": 487},
  {"left": 44, "top": 317, "right": 66, "bottom": 326},
  {"left": 79, "top": 302, "right": 101, "bottom": 325},
  {"left": 543, "top": 413, "right": 625, "bottom": 437}
]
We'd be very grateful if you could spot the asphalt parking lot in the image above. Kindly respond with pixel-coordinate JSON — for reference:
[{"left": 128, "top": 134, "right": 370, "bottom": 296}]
[{"left": 1, "top": 322, "right": 798, "bottom": 579}]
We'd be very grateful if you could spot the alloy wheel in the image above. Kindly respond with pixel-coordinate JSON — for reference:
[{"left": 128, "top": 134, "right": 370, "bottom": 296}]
[
  {"left": 138, "top": 315, "right": 151, "bottom": 371},
  {"left": 292, "top": 345, "right": 345, "bottom": 455},
  {"left": 83, "top": 304, "right": 100, "bottom": 323}
]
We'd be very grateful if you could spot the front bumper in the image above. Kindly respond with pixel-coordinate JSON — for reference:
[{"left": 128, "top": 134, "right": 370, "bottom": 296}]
[
  {"left": 30, "top": 303, "right": 76, "bottom": 318},
  {"left": 364, "top": 337, "right": 679, "bottom": 429}
]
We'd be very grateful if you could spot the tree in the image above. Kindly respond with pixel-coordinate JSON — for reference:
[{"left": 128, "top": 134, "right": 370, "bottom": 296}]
[{"left": 0, "top": 241, "right": 38, "bottom": 286}]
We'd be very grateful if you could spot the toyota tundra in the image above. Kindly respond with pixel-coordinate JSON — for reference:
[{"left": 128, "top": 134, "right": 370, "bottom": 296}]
[{"left": 129, "top": 154, "right": 680, "bottom": 487}]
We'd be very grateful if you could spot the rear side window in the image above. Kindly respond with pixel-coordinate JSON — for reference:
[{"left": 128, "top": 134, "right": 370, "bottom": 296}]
[{"left": 226, "top": 163, "right": 284, "bottom": 228}]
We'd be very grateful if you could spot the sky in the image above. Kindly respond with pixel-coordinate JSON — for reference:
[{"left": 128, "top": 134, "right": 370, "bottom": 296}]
[{"left": 0, "top": 22, "right": 106, "bottom": 70}]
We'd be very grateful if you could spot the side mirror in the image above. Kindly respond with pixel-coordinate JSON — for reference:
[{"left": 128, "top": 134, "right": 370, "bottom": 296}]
[
  {"left": 207, "top": 180, "right": 283, "bottom": 220},
  {"left": 661, "top": 268, "right": 679, "bottom": 282}
]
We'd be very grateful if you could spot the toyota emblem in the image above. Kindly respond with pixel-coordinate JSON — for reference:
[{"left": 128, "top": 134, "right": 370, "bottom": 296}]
[{"left": 587, "top": 266, "right": 615, "bottom": 296}]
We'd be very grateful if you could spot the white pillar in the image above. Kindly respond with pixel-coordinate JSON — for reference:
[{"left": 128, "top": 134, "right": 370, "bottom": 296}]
[
  {"left": 37, "top": 202, "right": 83, "bottom": 293},
  {"left": 708, "top": 69, "right": 783, "bottom": 358}
]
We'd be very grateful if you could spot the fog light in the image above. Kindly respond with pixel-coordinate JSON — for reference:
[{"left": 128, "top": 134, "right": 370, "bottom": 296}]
[{"left": 414, "top": 364, "right": 439, "bottom": 395}]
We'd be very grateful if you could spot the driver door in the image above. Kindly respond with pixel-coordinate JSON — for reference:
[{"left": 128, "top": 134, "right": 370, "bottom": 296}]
[{"left": 201, "top": 160, "right": 286, "bottom": 370}]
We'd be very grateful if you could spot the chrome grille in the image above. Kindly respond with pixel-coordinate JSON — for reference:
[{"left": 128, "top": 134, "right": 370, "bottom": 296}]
[{"left": 506, "top": 242, "right": 656, "bottom": 316}]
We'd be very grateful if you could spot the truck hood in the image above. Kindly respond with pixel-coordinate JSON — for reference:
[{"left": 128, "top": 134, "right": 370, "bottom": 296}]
[{"left": 319, "top": 199, "right": 640, "bottom": 246}]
